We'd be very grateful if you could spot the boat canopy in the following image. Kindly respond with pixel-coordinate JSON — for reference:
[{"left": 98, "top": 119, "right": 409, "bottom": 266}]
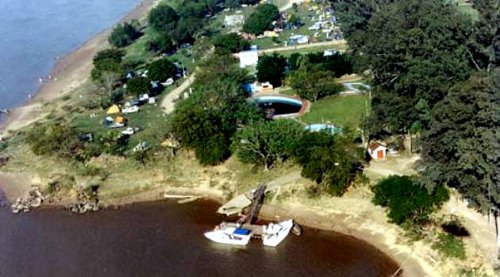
[{"left": 234, "top": 228, "right": 251, "bottom": 235}]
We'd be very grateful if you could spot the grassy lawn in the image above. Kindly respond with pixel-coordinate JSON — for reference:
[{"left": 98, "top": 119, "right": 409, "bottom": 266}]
[
  {"left": 456, "top": 0, "right": 479, "bottom": 21},
  {"left": 299, "top": 94, "right": 369, "bottom": 129}
]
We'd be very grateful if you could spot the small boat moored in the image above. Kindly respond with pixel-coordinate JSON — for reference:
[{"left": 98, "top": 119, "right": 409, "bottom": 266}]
[
  {"left": 262, "top": 219, "right": 294, "bottom": 247},
  {"left": 204, "top": 223, "right": 253, "bottom": 246}
]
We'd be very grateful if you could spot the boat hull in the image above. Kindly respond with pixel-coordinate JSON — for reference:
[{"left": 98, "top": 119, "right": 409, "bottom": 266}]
[
  {"left": 204, "top": 230, "right": 251, "bottom": 246},
  {"left": 262, "top": 220, "right": 294, "bottom": 247}
]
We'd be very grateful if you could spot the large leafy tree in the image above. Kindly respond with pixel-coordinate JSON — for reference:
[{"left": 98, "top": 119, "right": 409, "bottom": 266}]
[
  {"left": 148, "top": 4, "right": 179, "bottom": 33},
  {"left": 172, "top": 57, "right": 260, "bottom": 165},
  {"left": 232, "top": 120, "right": 303, "bottom": 170},
  {"left": 339, "top": 0, "right": 475, "bottom": 134},
  {"left": 418, "top": 71, "right": 500, "bottom": 212},
  {"left": 108, "top": 21, "right": 141, "bottom": 48},
  {"left": 127, "top": 77, "right": 150, "bottom": 96},
  {"left": 372, "top": 175, "right": 449, "bottom": 225},
  {"left": 256, "top": 54, "right": 287, "bottom": 87},
  {"left": 242, "top": 3, "right": 279, "bottom": 35},
  {"left": 147, "top": 58, "right": 177, "bottom": 82},
  {"left": 287, "top": 56, "right": 343, "bottom": 101},
  {"left": 292, "top": 131, "right": 362, "bottom": 196},
  {"left": 213, "top": 33, "right": 250, "bottom": 53},
  {"left": 471, "top": 0, "right": 500, "bottom": 71}
]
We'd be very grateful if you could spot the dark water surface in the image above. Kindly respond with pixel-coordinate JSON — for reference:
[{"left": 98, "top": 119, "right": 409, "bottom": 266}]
[{"left": 0, "top": 192, "right": 399, "bottom": 277}]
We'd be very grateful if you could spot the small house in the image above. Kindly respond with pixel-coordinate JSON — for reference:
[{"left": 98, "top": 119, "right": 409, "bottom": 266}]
[{"left": 368, "top": 142, "right": 388, "bottom": 160}]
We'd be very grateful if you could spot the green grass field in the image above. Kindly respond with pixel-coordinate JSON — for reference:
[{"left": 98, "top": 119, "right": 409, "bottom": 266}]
[{"left": 299, "top": 94, "right": 369, "bottom": 129}]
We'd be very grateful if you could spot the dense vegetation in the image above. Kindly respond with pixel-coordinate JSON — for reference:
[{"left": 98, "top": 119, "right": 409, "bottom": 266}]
[
  {"left": 109, "top": 21, "right": 142, "bottom": 48},
  {"left": 336, "top": 0, "right": 500, "bottom": 218},
  {"left": 372, "top": 175, "right": 449, "bottom": 225},
  {"left": 243, "top": 3, "right": 280, "bottom": 35}
]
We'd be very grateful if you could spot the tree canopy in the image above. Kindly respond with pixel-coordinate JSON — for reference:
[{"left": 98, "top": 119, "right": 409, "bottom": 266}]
[
  {"left": 338, "top": 0, "right": 475, "bottom": 134},
  {"left": 243, "top": 3, "right": 280, "bottom": 35},
  {"left": 233, "top": 120, "right": 303, "bottom": 170},
  {"left": 292, "top": 131, "right": 362, "bottom": 196},
  {"left": 213, "top": 33, "right": 250, "bottom": 53},
  {"left": 148, "top": 4, "right": 179, "bottom": 32},
  {"left": 372, "top": 175, "right": 449, "bottom": 225},
  {"left": 108, "top": 21, "right": 141, "bottom": 48},
  {"left": 147, "top": 58, "right": 177, "bottom": 82},
  {"left": 287, "top": 56, "right": 343, "bottom": 101},
  {"left": 256, "top": 54, "right": 287, "bottom": 87},
  {"left": 418, "top": 70, "right": 500, "bottom": 212},
  {"left": 127, "top": 77, "right": 150, "bottom": 96}
]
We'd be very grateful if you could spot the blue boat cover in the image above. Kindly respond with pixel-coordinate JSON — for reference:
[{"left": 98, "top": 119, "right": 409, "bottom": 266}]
[{"left": 234, "top": 228, "right": 251, "bottom": 235}]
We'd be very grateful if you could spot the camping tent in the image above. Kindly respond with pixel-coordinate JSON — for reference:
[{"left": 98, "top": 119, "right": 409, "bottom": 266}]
[
  {"left": 107, "top": 104, "right": 120, "bottom": 115},
  {"left": 115, "top": 116, "right": 126, "bottom": 124}
]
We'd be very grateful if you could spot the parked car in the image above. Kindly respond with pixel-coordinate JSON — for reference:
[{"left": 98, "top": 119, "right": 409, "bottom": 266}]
[{"left": 122, "top": 105, "right": 139, "bottom": 114}]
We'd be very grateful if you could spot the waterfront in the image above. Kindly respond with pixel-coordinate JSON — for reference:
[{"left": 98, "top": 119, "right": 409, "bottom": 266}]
[{"left": 0, "top": 192, "right": 399, "bottom": 277}]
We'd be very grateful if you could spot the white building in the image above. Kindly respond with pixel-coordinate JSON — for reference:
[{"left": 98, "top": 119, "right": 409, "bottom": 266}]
[{"left": 239, "top": 50, "right": 259, "bottom": 68}]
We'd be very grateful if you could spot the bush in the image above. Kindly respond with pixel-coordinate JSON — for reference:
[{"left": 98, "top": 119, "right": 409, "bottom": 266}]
[
  {"left": 25, "top": 121, "right": 80, "bottom": 158},
  {"left": 127, "top": 77, "right": 150, "bottom": 96},
  {"left": 372, "top": 175, "right": 449, "bottom": 225},
  {"left": 432, "top": 233, "right": 466, "bottom": 260},
  {"left": 109, "top": 21, "right": 141, "bottom": 48}
]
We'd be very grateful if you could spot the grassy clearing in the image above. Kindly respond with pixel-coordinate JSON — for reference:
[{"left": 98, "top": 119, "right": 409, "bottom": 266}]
[
  {"left": 432, "top": 233, "right": 467, "bottom": 260},
  {"left": 299, "top": 94, "right": 369, "bottom": 128},
  {"left": 456, "top": 0, "right": 479, "bottom": 21}
]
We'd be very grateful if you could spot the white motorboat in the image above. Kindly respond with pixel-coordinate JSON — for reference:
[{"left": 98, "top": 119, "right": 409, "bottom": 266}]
[
  {"left": 262, "top": 219, "right": 294, "bottom": 247},
  {"left": 204, "top": 223, "right": 252, "bottom": 246}
]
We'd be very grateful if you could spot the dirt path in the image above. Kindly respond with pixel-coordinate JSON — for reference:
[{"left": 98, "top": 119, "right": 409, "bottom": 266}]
[
  {"left": 258, "top": 40, "right": 346, "bottom": 54},
  {"left": 159, "top": 73, "right": 196, "bottom": 114}
]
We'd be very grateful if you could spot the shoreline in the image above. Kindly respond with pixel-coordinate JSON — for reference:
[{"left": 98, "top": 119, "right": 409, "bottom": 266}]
[{"left": 0, "top": 0, "right": 159, "bottom": 136}]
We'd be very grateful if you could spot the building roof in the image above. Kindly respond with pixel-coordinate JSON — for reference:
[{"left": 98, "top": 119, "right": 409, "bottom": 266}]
[{"left": 368, "top": 142, "right": 387, "bottom": 152}]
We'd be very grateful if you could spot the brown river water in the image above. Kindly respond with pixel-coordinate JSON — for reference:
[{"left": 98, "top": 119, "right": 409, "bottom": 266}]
[{"left": 0, "top": 192, "right": 399, "bottom": 277}]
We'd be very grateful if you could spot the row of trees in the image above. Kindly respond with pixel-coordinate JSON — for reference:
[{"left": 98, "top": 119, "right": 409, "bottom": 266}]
[
  {"left": 109, "top": 20, "right": 142, "bottom": 48},
  {"left": 336, "top": 0, "right": 499, "bottom": 219},
  {"left": 146, "top": 1, "right": 220, "bottom": 54},
  {"left": 256, "top": 52, "right": 353, "bottom": 101}
]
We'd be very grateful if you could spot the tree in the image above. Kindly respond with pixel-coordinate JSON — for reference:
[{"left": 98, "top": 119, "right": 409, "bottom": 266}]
[
  {"left": 148, "top": 4, "right": 179, "bottom": 32},
  {"left": 213, "top": 33, "right": 250, "bottom": 53},
  {"left": 109, "top": 21, "right": 141, "bottom": 48},
  {"left": 91, "top": 49, "right": 125, "bottom": 84},
  {"left": 171, "top": 59, "right": 260, "bottom": 165},
  {"left": 418, "top": 71, "right": 500, "bottom": 213},
  {"left": 178, "top": 1, "right": 207, "bottom": 18},
  {"left": 288, "top": 13, "right": 301, "bottom": 26},
  {"left": 170, "top": 16, "right": 202, "bottom": 45},
  {"left": 372, "top": 175, "right": 449, "bottom": 225},
  {"left": 127, "top": 77, "right": 150, "bottom": 96},
  {"left": 147, "top": 58, "right": 177, "bottom": 82},
  {"left": 146, "top": 33, "right": 175, "bottom": 54},
  {"left": 242, "top": 3, "right": 279, "bottom": 35},
  {"left": 339, "top": 0, "right": 475, "bottom": 134},
  {"left": 471, "top": 0, "right": 500, "bottom": 71},
  {"left": 233, "top": 120, "right": 303, "bottom": 170},
  {"left": 287, "top": 56, "right": 343, "bottom": 101},
  {"left": 25, "top": 121, "right": 79, "bottom": 158},
  {"left": 256, "top": 54, "right": 287, "bottom": 87},
  {"left": 292, "top": 131, "right": 362, "bottom": 196}
]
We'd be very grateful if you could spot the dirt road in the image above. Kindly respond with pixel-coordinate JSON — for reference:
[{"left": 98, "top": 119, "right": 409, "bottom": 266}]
[{"left": 159, "top": 73, "right": 196, "bottom": 114}]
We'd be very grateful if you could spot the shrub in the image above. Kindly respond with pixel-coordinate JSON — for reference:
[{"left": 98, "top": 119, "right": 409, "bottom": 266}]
[
  {"left": 146, "top": 33, "right": 175, "bottom": 54},
  {"left": 127, "top": 77, "right": 150, "bottom": 96},
  {"left": 25, "top": 121, "right": 80, "bottom": 158},
  {"left": 372, "top": 175, "right": 449, "bottom": 225},
  {"left": 147, "top": 58, "right": 177, "bottom": 82},
  {"left": 213, "top": 33, "right": 250, "bottom": 53},
  {"left": 243, "top": 3, "right": 279, "bottom": 35}
]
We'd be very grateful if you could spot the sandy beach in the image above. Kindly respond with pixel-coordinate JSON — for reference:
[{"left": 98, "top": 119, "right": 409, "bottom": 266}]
[{"left": 0, "top": 0, "right": 158, "bottom": 136}]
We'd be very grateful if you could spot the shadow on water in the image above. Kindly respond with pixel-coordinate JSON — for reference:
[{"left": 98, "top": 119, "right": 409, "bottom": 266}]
[{"left": 0, "top": 192, "right": 399, "bottom": 277}]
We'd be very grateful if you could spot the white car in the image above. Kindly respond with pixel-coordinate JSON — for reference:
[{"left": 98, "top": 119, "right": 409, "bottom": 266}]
[
  {"left": 122, "top": 105, "right": 139, "bottom": 114},
  {"left": 121, "top": 127, "right": 140, "bottom": 136}
]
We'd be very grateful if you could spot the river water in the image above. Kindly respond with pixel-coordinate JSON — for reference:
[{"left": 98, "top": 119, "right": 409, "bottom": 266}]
[
  {"left": 0, "top": 0, "right": 138, "bottom": 112},
  {"left": 0, "top": 191, "right": 399, "bottom": 277}
]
